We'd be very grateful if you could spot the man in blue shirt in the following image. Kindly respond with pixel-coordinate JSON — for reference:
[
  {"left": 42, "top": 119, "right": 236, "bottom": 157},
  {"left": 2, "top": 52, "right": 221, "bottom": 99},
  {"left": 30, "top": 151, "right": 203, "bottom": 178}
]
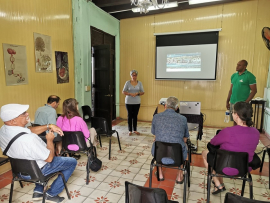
[
  {"left": 35, "top": 95, "right": 61, "bottom": 153},
  {"left": 151, "top": 96, "right": 189, "bottom": 184}
]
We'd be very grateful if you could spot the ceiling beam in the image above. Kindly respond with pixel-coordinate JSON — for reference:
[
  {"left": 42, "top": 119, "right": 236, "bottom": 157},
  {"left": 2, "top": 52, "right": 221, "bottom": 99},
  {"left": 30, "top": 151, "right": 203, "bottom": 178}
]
[
  {"left": 92, "top": 0, "right": 130, "bottom": 7},
  {"left": 109, "top": 0, "right": 241, "bottom": 20}
]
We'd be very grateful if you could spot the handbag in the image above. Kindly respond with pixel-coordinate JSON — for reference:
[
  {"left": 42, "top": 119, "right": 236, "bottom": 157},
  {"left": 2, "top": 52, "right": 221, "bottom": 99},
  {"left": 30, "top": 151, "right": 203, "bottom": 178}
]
[{"left": 87, "top": 141, "right": 102, "bottom": 172}]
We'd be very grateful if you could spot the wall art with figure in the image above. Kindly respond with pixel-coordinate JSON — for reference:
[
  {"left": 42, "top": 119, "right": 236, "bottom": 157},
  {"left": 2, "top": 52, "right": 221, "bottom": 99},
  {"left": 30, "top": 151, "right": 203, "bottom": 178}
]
[
  {"left": 55, "top": 51, "right": 69, "bottom": 84},
  {"left": 2, "top": 43, "right": 28, "bottom": 86},
  {"left": 34, "top": 33, "right": 52, "bottom": 72}
]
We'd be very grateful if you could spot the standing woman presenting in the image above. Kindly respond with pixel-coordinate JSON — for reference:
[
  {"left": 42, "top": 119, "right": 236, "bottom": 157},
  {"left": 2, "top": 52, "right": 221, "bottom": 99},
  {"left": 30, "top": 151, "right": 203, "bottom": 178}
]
[{"left": 122, "top": 70, "right": 145, "bottom": 136}]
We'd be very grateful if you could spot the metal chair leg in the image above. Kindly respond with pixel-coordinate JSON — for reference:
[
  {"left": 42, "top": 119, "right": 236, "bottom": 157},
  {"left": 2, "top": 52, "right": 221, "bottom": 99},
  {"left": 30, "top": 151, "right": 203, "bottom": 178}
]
[
  {"left": 260, "top": 150, "right": 266, "bottom": 172},
  {"left": 187, "top": 161, "right": 190, "bottom": 187},
  {"left": 9, "top": 180, "right": 14, "bottom": 203},
  {"left": 188, "top": 145, "right": 192, "bottom": 165},
  {"left": 156, "top": 165, "right": 161, "bottom": 181},
  {"left": 98, "top": 134, "right": 102, "bottom": 147},
  {"left": 60, "top": 173, "right": 71, "bottom": 199},
  {"left": 109, "top": 137, "right": 111, "bottom": 160},
  {"left": 19, "top": 180, "right": 23, "bottom": 188},
  {"left": 267, "top": 148, "right": 270, "bottom": 189},
  {"left": 248, "top": 174, "right": 253, "bottom": 199},
  {"left": 241, "top": 174, "right": 246, "bottom": 196},
  {"left": 206, "top": 166, "right": 212, "bottom": 203},
  {"left": 43, "top": 184, "right": 48, "bottom": 203},
  {"left": 183, "top": 170, "right": 187, "bottom": 203},
  {"left": 149, "top": 164, "right": 153, "bottom": 188},
  {"left": 116, "top": 131, "right": 121, "bottom": 150},
  {"left": 86, "top": 162, "right": 90, "bottom": 185}
]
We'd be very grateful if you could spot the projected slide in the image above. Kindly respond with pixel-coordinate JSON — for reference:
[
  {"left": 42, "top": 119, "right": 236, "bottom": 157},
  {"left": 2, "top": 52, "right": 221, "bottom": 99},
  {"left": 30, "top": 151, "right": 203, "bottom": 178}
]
[{"left": 166, "top": 52, "right": 201, "bottom": 72}]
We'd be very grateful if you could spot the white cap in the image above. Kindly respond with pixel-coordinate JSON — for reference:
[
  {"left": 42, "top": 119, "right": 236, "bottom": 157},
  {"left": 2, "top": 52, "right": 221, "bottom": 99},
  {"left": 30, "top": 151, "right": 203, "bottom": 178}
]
[{"left": 0, "top": 104, "right": 29, "bottom": 122}]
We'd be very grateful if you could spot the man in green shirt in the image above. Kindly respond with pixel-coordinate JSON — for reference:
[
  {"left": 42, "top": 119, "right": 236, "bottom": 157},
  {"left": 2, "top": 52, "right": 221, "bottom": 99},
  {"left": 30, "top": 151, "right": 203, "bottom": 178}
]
[{"left": 226, "top": 60, "right": 257, "bottom": 124}]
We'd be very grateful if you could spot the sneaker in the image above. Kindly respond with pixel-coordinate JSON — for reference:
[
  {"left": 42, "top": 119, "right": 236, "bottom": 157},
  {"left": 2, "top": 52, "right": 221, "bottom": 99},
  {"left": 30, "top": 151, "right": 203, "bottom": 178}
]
[
  {"left": 45, "top": 194, "right": 65, "bottom": 203},
  {"left": 32, "top": 192, "right": 43, "bottom": 200}
]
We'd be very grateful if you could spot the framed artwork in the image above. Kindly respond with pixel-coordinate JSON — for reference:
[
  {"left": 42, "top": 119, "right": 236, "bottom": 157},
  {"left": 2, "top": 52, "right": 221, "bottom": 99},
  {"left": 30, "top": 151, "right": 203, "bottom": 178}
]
[
  {"left": 55, "top": 51, "right": 69, "bottom": 84},
  {"left": 34, "top": 33, "right": 52, "bottom": 72},
  {"left": 2, "top": 43, "right": 28, "bottom": 86}
]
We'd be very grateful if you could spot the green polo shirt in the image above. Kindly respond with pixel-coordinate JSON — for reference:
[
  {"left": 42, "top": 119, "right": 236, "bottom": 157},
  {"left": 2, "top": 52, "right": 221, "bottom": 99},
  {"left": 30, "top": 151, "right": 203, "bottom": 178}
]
[{"left": 230, "top": 69, "right": 256, "bottom": 104}]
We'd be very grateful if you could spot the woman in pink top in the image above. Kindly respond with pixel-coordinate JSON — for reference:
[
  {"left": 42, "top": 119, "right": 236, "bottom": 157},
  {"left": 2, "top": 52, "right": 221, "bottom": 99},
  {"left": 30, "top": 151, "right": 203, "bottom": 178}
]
[
  {"left": 202, "top": 102, "right": 259, "bottom": 195},
  {"left": 57, "top": 98, "right": 90, "bottom": 151}
]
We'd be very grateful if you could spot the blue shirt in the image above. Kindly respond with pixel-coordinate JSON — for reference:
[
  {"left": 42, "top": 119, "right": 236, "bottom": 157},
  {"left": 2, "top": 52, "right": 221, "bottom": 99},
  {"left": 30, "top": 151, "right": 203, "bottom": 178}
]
[
  {"left": 151, "top": 109, "right": 189, "bottom": 161},
  {"left": 34, "top": 104, "right": 57, "bottom": 136}
]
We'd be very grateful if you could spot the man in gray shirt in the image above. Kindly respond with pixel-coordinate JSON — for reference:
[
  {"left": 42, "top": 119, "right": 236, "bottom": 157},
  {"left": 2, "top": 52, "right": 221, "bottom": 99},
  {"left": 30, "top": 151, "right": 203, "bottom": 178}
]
[{"left": 35, "top": 95, "right": 61, "bottom": 153}]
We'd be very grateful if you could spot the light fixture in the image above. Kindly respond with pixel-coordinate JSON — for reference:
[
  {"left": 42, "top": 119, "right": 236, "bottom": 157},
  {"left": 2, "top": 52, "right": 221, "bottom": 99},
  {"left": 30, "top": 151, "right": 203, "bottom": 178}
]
[
  {"left": 188, "top": 0, "right": 222, "bottom": 5},
  {"left": 132, "top": 1, "right": 178, "bottom": 13},
  {"left": 131, "top": 0, "right": 176, "bottom": 14}
]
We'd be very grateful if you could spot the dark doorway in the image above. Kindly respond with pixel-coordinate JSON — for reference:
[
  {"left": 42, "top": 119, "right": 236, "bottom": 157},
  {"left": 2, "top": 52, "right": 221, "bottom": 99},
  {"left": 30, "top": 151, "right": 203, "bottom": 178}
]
[{"left": 91, "top": 27, "right": 116, "bottom": 129}]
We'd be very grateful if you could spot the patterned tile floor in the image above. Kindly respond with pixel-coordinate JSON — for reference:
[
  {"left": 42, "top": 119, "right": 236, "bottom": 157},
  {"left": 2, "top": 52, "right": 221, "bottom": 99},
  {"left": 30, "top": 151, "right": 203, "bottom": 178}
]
[{"left": 0, "top": 120, "right": 269, "bottom": 202}]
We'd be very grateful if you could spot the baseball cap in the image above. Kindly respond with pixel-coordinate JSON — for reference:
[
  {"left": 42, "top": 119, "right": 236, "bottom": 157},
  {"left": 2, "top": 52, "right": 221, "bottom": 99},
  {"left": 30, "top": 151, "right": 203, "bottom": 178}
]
[{"left": 0, "top": 104, "right": 29, "bottom": 122}]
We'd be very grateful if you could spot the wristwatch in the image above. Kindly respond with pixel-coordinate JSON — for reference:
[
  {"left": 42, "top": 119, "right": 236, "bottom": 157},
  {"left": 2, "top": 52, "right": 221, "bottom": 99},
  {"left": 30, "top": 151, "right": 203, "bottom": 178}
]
[{"left": 47, "top": 124, "right": 52, "bottom": 130}]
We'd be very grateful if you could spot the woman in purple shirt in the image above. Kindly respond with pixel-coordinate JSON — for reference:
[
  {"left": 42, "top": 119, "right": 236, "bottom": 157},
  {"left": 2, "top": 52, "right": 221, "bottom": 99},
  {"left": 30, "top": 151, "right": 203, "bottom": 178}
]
[
  {"left": 202, "top": 102, "right": 260, "bottom": 195},
  {"left": 57, "top": 98, "right": 90, "bottom": 150}
]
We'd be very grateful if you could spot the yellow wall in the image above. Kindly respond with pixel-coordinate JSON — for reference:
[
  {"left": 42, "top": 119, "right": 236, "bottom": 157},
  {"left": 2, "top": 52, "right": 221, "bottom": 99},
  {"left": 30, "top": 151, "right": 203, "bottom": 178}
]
[
  {"left": 0, "top": 0, "right": 74, "bottom": 173},
  {"left": 120, "top": 0, "right": 270, "bottom": 127}
]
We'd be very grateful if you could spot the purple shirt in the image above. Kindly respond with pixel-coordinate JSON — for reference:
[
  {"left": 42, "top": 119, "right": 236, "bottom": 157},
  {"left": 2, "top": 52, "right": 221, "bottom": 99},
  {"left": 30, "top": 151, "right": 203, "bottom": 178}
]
[
  {"left": 57, "top": 116, "right": 90, "bottom": 150},
  {"left": 210, "top": 125, "right": 259, "bottom": 174}
]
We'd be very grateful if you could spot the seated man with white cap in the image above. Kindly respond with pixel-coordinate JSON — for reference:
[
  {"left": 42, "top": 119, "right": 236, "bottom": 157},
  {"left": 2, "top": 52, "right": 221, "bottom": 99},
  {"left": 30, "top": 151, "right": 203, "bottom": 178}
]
[{"left": 0, "top": 104, "right": 77, "bottom": 203}]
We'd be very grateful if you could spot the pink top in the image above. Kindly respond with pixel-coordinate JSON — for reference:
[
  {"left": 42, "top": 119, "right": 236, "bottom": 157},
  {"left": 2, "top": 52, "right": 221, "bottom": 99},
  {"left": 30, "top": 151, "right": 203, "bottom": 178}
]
[
  {"left": 57, "top": 116, "right": 90, "bottom": 151},
  {"left": 210, "top": 125, "right": 259, "bottom": 175}
]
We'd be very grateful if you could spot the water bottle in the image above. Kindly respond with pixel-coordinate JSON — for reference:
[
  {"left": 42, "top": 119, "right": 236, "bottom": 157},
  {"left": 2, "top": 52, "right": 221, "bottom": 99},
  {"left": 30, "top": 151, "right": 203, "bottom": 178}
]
[{"left": 224, "top": 110, "right": 230, "bottom": 123}]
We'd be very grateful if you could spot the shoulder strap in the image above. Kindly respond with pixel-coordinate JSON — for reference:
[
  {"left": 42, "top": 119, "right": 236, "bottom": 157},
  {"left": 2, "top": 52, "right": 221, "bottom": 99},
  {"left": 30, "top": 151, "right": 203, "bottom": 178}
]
[{"left": 3, "top": 132, "right": 27, "bottom": 156}]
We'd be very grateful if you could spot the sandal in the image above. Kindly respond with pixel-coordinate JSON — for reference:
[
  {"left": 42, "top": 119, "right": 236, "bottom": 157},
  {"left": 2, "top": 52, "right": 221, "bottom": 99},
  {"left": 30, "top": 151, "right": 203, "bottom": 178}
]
[
  {"left": 133, "top": 131, "right": 140, "bottom": 135},
  {"left": 212, "top": 181, "right": 226, "bottom": 190},
  {"left": 212, "top": 184, "right": 226, "bottom": 195},
  {"left": 128, "top": 132, "right": 132, "bottom": 136},
  {"left": 155, "top": 171, "right": 164, "bottom": 181},
  {"left": 176, "top": 175, "right": 184, "bottom": 184}
]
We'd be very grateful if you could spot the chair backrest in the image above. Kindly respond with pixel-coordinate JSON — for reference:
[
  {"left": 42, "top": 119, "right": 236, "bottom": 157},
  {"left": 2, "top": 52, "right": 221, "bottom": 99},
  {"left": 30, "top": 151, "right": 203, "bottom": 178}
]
[
  {"left": 224, "top": 192, "right": 269, "bottom": 203},
  {"left": 214, "top": 149, "right": 249, "bottom": 177},
  {"left": 10, "top": 158, "right": 45, "bottom": 182},
  {"left": 82, "top": 105, "right": 92, "bottom": 122},
  {"left": 125, "top": 181, "right": 173, "bottom": 203},
  {"left": 62, "top": 131, "right": 88, "bottom": 152},
  {"left": 90, "top": 117, "right": 108, "bottom": 134},
  {"left": 31, "top": 123, "right": 46, "bottom": 136},
  {"left": 154, "top": 141, "right": 184, "bottom": 167}
]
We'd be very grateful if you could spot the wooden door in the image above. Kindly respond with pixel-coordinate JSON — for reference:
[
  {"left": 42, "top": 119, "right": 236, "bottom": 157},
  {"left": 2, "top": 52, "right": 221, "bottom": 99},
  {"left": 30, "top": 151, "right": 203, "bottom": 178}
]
[{"left": 93, "top": 45, "right": 113, "bottom": 129}]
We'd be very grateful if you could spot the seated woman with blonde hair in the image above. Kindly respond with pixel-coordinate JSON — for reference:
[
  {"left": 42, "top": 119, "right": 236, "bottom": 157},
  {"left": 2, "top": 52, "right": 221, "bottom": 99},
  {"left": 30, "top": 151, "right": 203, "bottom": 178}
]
[
  {"left": 57, "top": 98, "right": 93, "bottom": 150},
  {"left": 202, "top": 101, "right": 260, "bottom": 195}
]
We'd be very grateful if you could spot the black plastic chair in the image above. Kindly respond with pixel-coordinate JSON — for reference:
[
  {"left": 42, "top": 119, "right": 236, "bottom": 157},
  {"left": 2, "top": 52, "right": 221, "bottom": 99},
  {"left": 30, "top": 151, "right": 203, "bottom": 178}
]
[
  {"left": 0, "top": 157, "right": 10, "bottom": 166},
  {"left": 224, "top": 192, "right": 269, "bottom": 203},
  {"left": 149, "top": 141, "right": 190, "bottom": 203},
  {"left": 125, "top": 181, "right": 179, "bottom": 203},
  {"left": 60, "top": 131, "right": 92, "bottom": 184},
  {"left": 91, "top": 117, "right": 121, "bottom": 160},
  {"left": 9, "top": 158, "right": 70, "bottom": 203},
  {"left": 259, "top": 147, "right": 270, "bottom": 189},
  {"left": 82, "top": 105, "right": 92, "bottom": 124},
  {"left": 207, "top": 149, "right": 253, "bottom": 203}
]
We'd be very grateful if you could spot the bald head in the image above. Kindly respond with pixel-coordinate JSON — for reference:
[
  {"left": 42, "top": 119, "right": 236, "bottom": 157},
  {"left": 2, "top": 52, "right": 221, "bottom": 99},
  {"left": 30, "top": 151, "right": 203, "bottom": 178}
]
[
  {"left": 47, "top": 95, "right": 60, "bottom": 109},
  {"left": 236, "top": 60, "right": 248, "bottom": 73}
]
